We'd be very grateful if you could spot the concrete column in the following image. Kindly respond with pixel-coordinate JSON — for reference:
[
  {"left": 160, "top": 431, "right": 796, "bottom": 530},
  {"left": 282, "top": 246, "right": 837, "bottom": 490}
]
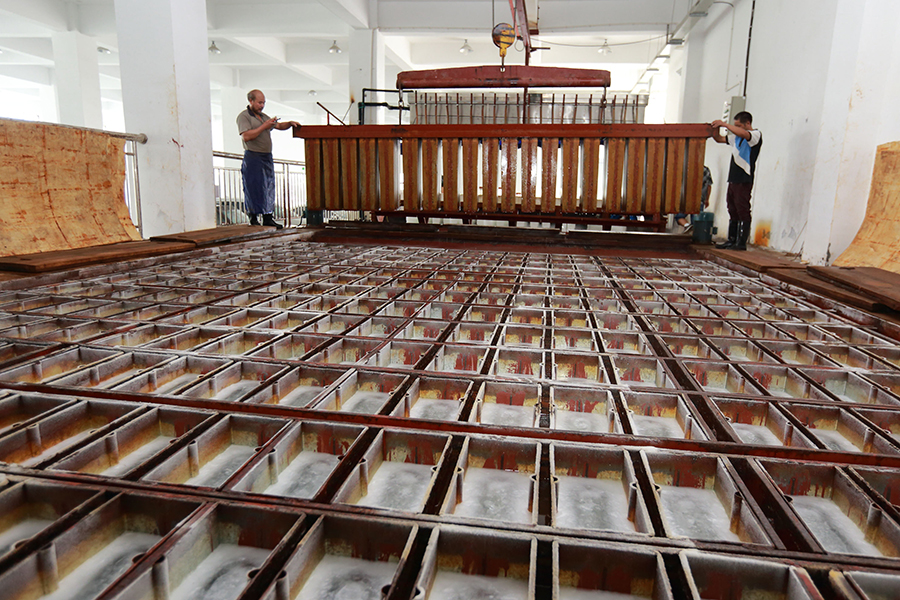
[
  {"left": 221, "top": 86, "right": 249, "bottom": 155},
  {"left": 348, "top": 28, "right": 385, "bottom": 124},
  {"left": 51, "top": 31, "right": 103, "bottom": 129},
  {"left": 114, "top": 0, "right": 216, "bottom": 237}
]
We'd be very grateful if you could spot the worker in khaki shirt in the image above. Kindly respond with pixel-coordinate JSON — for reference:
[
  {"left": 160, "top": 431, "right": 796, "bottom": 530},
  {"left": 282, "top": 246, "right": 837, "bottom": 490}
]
[{"left": 236, "top": 89, "right": 299, "bottom": 228}]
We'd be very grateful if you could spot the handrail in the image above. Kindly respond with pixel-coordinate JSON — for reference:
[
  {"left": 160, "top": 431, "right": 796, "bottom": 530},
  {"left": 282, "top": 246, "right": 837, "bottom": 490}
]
[{"left": 213, "top": 150, "right": 305, "bottom": 166}]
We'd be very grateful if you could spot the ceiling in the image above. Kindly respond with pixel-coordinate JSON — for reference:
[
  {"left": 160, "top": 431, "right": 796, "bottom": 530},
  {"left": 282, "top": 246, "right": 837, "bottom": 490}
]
[{"left": 0, "top": 0, "right": 695, "bottom": 124}]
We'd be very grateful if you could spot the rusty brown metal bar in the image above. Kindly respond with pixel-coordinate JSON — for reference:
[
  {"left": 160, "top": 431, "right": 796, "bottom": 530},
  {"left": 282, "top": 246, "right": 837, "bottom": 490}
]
[{"left": 396, "top": 65, "right": 609, "bottom": 90}]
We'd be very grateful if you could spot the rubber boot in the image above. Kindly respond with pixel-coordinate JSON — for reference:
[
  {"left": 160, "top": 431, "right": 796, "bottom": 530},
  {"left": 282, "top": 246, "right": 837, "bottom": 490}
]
[
  {"left": 716, "top": 220, "right": 738, "bottom": 249},
  {"left": 248, "top": 214, "right": 259, "bottom": 226},
  {"left": 262, "top": 213, "right": 283, "bottom": 229},
  {"left": 734, "top": 220, "right": 751, "bottom": 251}
]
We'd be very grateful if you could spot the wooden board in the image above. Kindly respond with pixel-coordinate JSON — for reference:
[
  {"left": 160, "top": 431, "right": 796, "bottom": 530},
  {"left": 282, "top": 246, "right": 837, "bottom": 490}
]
[
  {"left": 501, "top": 137, "right": 517, "bottom": 213},
  {"left": 461, "top": 139, "right": 479, "bottom": 212},
  {"left": 645, "top": 138, "right": 666, "bottom": 214},
  {"left": 521, "top": 138, "right": 538, "bottom": 213},
  {"left": 482, "top": 139, "right": 499, "bottom": 212},
  {"left": 605, "top": 138, "right": 626, "bottom": 212},
  {"left": 304, "top": 139, "right": 324, "bottom": 211},
  {"left": 0, "top": 241, "right": 195, "bottom": 273},
  {"left": 834, "top": 141, "right": 900, "bottom": 273},
  {"left": 768, "top": 268, "right": 882, "bottom": 312},
  {"left": 560, "top": 138, "right": 579, "bottom": 213},
  {"left": 625, "top": 138, "right": 646, "bottom": 213},
  {"left": 0, "top": 118, "right": 140, "bottom": 258},
  {"left": 442, "top": 138, "right": 460, "bottom": 212},
  {"left": 581, "top": 138, "right": 601, "bottom": 213},
  {"left": 706, "top": 247, "right": 806, "bottom": 273},
  {"left": 421, "top": 138, "right": 440, "bottom": 211},
  {"left": 340, "top": 139, "right": 359, "bottom": 210},
  {"left": 377, "top": 139, "right": 399, "bottom": 211},
  {"left": 684, "top": 138, "right": 706, "bottom": 213},
  {"left": 402, "top": 138, "right": 420, "bottom": 211},
  {"left": 359, "top": 139, "right": 378, "bottom": 211},
  {"left": 664, "top": 138, "right": 686, "bottom": 214},
  {"left": 151, "top": 225, "right": 276, "bottom": 246},
  {"left": 322, "top": 138, "right": 342, "bottom": 210},
  {"left": 808, "top": 266, "right": 900, "bottom": 311},
  {"left": 541, "top": 138, "right": 558, "bottom": 213}
]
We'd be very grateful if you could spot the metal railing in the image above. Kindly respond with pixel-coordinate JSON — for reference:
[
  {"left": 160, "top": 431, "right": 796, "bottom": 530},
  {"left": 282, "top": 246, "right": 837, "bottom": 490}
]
[{"left": 213, "top": 151, "right": 367, "bottom": 227}]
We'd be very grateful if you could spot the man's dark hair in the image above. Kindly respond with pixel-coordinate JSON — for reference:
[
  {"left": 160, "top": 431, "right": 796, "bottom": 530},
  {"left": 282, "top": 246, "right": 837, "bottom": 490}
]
[{"left": 734, "top": 111, "right": 753, "bottom": 124}]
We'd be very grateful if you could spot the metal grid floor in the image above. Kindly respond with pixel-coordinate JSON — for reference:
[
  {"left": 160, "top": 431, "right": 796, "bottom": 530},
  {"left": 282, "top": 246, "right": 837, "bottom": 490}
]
[{"left": 0, "top": 239, "right": 899, "bottom": 600}]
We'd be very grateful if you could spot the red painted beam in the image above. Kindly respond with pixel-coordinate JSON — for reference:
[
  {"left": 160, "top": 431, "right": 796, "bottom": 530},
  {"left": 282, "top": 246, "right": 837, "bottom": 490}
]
[
  {"left": 296, "top": 122, "right": 714, "bottom": 140},
  {"left": 396, "top": 65, "right": 610, "bottom": 90}
]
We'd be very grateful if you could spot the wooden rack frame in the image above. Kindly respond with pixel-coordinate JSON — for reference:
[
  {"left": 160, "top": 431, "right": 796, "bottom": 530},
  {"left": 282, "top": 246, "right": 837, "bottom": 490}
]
[{"left": 298, "top": 123, "right": 712, "bottom": 229}]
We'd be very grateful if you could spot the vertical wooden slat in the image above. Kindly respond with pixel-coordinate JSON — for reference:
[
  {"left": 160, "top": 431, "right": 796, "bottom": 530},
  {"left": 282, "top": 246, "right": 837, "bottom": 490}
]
[
  {"left": 664, "top": 138, "right": 686, "bottom": 214},
  {"left": 421, "top": 138, "right": 440, "bottom": 211},
  {"left": 461, "top": 138, "right": 479, "bottom": 212},
  {"left": 402, "top": 138, "right": 420, "bottom": 212},
  {"left": 501, "top": 137, "right": 517, "bottom": 213},
  {"left": 521, "top": 138, "right": 538, "bottom": 213},
  {"left": 442, "top": 138, "right": 460, "bottom": 212},
  {"left": 644, "top": 138, "right": 666, "bottom": 214},
  {"left": 561, "top": 138, "right": 579, "bottom": 213},
  {"left": 540, "top": 138, "right": 558, "bottom": 213},
  {"left": 581, "top": 138, "right": 601, "bottom": 213},
  {"left": 482, "top": 138, "right": 499, "bottom": 212},
  {"left": 359, "top": 139, "right": 378, "bottom": 211},
  {"left": 625, "top": 138, "right": 646, "bottom": 213},
  {"left": 684, "top": 137, "right": 707, "bottom": 213},
  {"left": 340, "top": 138, "right": 359, "bottom": 210},
  {"left": 322, "top": 138, "right": 342, "bottom": 210},
  {"left": 605, "top": 137, "right": 626, "bottom": 212},
  {"left": 377, "top": 138, "right": 399, "bottom": 211},
  {"left": 304, "top": 139, "right": 324, "bottom": 211}
]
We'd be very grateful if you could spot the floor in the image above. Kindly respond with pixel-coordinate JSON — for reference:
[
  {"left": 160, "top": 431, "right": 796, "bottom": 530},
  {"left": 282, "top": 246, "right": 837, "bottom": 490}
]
[{"left": 0, "top": 233, "right": 898, "bottom": 600}]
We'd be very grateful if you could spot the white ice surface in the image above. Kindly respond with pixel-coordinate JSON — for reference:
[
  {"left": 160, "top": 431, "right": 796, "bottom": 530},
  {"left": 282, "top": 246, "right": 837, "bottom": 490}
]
[
  {"left": 554, "top": 411, "right": 609, "bottom": 433},
  {"left": 41, "top": 531, "right": 160, "bottom": 600},
  {"left": 265, "top": 451, "right": 339, "bottom": 499},
  {"left": 102, "top": 435, "right": 175, "bottom": 477},
  {"left": 631, "top": 416, "right": 684, "bottom": 439},
  {"left": 278, "top": 385, "right": 325, "bottom": 407},
  {"left": 731, "top": 423, "right": 782, "bottom": 446},
  {"left": 790, "top": 495, "right": 882, "bottom": 556},
  {"left": 428, "top": 571, "right": 528, "bottom": 600},
  {"left": 185, "top": 444, "right": 256, "bottom": 488},
  {"left": 558, "top": 589, "right": 645, "bottom": 600},
  {"left": 212, "top": 380, "right": 260, "bottom": 402},
  {"left": 296, "top": 554, "right": 397, "bottom": 600},
  {"left": 657, "top": 485, "right": 740, "bottom": 542},
  {"left": 355, "top": 461, "right": 433, "bottom": 512},
  {"left": 480, "top": 404, "right": 534, "bottom": 428},
  {"left": 0, "top": 518, "right": 52, "bottom": 556},
  {"left": 556, "top": 476, "right": 634, "bottom": 533},
  {"left": 341, "top": 391, "right": 389, "bottom": 414},
  {"left": 453, "top": 467, "right": 533, "bottom": 524},
  {"left": 170, "top": 543, "right": 271, "bottom": 600},
  {"left": 811, "top": 429, "right": 860, "bottom": 453},
  {"left": 409, "top": 399, "right": 460, "bottom": 421}
]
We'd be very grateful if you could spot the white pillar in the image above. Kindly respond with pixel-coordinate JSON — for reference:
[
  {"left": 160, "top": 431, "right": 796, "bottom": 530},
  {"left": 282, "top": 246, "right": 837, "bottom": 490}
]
[
  {"left": 349, "top": 28, "right": 385, "bottom": 124},
  {"left": 114, "top": 0, "right": 216, "bottom": 237},
  {"left": 221, "top": 86, "right": 248, "bottom": 155},
  {"left": 51, "top": 31, "right": 103, "bottom": 129}
]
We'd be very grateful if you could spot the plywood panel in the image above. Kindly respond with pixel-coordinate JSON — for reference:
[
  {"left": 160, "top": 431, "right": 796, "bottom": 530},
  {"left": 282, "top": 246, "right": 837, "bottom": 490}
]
[
  {"left": 421, "top": 138, "right": 440, "bottom": 211},
  {"left": 540, "top": 138, "right": 558, "bottom": 213},
  {"left": 442, "top": 138, "right": 460, "bottom": 212},
  {"left": 501, "top": 137, "right": 518, "bottom": 213},
  {"left": 521, "top": 138, "right": 538, "bottom": 213},
  {"left": 581, "top": 138, "right": 601, "bottom": 213},
  {"left": 322, "top": 138, "right": 342, "bottom": 210},
  {"left": 305, "top": 139, "right": 324, "bottom": 211},
  {"left": 482, "top": 138, "right": 499, "bottom": 212},
  {"left": 0, "top": 118, "right": 139, "bottom": 258},
  {"left": 684, "top": 138, "right": 706, "bottom": 214},
  {"left": 377, "top": 139, "right": 400, "bottom": 211},
  {"left": 461, "top": 138, "right": 479, "bottom": 212},
  {"left": 359, "top": 139, "right": 378, "bottom": 211},
  {"left": 625, "top": 138, "right": 646, "bottom": 213},
  {"left": 340, "top": 138, "right": 359, "bottom": 210},
  {"left": 834, "top": 141, "right": 900, "bottom": 273},
  {"left": 560, "top": 138, "right": 579, "bottom": 213},
  {"left": 605, "top": 138, "right": 626, "bottom": 213},
  {"left": 402, "top": 138, "right": 420, "bottom": 212},
  {"left": 645, "top": 138, "right": 666, "bottom": 214},
  {"left": 664, "top": 138, "right": 686, "bottom": 214}
]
